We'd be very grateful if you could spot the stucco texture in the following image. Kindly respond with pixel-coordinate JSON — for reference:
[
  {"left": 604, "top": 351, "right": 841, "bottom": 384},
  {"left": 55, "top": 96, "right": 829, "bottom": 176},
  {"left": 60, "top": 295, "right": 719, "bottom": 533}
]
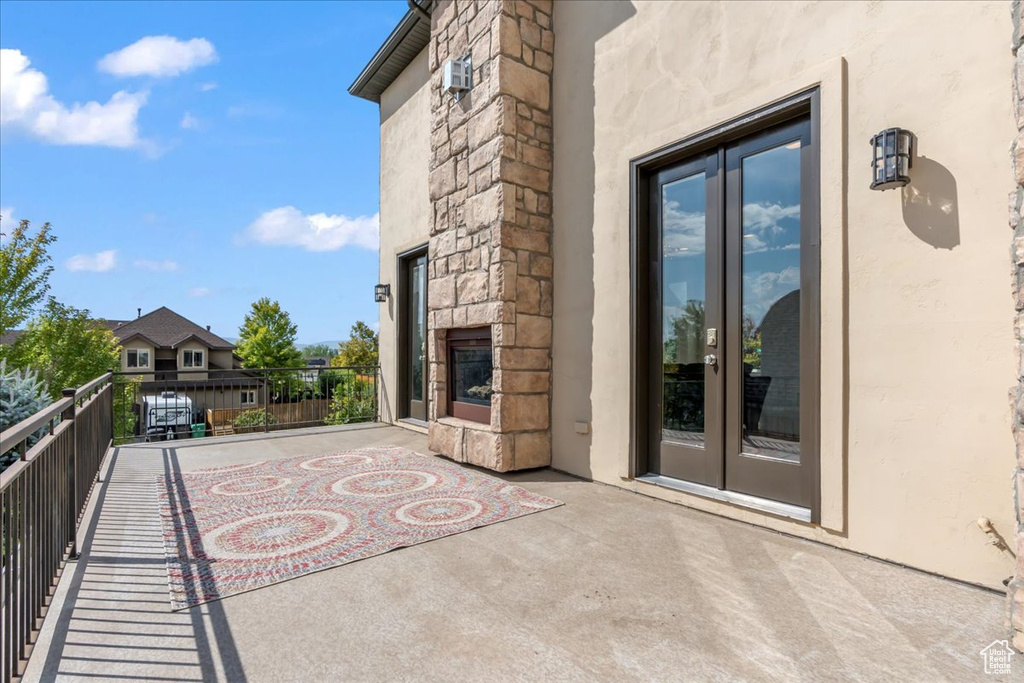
[
  {"left": 378, "top": 49, "right": 432, "bottom": 425},
  {"left": 550, "top": 0, "right": 1016, "bottom": 589}
]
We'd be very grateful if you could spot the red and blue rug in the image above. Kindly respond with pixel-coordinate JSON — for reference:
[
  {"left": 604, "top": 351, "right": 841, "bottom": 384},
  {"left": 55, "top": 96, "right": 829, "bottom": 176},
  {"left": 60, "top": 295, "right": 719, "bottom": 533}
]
[{"left": 156, "top": 446, "right": 562, "bottom": 610}]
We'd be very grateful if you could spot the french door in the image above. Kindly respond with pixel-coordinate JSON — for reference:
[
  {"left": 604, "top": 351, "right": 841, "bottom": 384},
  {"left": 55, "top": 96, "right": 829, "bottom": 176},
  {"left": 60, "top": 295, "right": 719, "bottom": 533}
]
[
  {"left": 648, "top": 115, "right": 818, "bottom": 510},
  {"left": 400, "top": 251, "right": 428, "bottom": 421}
]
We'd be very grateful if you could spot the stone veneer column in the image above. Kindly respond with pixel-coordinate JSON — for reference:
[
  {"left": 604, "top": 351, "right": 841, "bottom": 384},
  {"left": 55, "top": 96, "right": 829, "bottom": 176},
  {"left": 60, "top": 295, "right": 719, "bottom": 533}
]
[
  {"left": 425, "top": 0, "right": 554, "bottom": 471},
  {"left": 1010, "top": 0, "right": 1024, "bottom": 653}
]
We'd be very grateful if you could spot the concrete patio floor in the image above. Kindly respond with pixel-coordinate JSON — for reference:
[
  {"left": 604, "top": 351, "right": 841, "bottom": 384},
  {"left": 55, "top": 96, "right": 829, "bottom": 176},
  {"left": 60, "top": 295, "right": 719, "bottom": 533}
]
[{"left": 22, "top": 424, "right": 1010, "bottom": 682}]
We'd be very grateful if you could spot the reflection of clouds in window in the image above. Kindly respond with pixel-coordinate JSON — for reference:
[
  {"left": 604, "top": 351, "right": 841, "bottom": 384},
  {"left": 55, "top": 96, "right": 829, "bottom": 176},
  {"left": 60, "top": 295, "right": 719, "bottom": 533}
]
[
  {"left": 743, "top": 202, "right": 800, "bottom": 253},
  {"left": 663, "top": 199, "right": 705, "bottom": 256},
  {"left": 743, "top": 266, "right": 799, "bottom": 325}
]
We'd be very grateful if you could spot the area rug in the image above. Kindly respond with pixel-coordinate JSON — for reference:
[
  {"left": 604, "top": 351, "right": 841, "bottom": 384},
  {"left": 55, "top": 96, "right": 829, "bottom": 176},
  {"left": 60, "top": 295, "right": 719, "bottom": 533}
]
[{"left": 156, "top": 445, "right": 562, "bottom": 610}]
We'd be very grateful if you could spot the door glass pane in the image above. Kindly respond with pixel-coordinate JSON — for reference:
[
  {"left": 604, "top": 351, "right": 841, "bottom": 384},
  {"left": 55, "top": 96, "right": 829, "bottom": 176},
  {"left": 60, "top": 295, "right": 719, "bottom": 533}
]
[
  {"left": 410, "top": 259, "right": 425, "bottom": 401},
  {"left": 741, "top": 141, "right": 801, "bottom": 461},
  {"left": 662, "top": 172, "right": 706, "bottom": 446}
]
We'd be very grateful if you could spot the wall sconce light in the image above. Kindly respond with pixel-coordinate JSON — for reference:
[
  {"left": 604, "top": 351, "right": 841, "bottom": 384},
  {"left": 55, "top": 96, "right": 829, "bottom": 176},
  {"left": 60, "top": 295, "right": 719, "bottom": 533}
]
[
  {"left": 374, "top": 283, "right": 390, "bottom": 303},
  {"left": 442, "top": 54, "right": 472, "bottom": 101},
  {"left": 870, "top": 127, "right": 914, "bottom": 191}
]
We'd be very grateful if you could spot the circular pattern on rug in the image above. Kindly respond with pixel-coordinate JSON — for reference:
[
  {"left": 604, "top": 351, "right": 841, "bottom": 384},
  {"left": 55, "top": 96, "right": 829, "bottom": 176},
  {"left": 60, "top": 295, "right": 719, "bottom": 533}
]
[
  {"left": 208, "top": 475, "right": 292, "bottom": 497},
  {"left": 299, "top": 453, "right": 374, "bottom": 471},
  {"left": 393, "top": 497, "right": 486, "bottom": 527},
  {"left": 331, "top": 469, "right": 440, "bottom": 497},
  {"left": 203, "top": 510, "right": 352, "bottom": 560}
]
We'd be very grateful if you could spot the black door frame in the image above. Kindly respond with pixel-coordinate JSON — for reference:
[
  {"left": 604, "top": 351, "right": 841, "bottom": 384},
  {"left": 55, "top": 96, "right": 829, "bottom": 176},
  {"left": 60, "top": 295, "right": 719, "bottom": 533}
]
[
  {"left": 397, "top": 245, "right": 428, "bottom": 422},
  {"left": 629, "top": 89, "right": 821, "bottom": 521}
]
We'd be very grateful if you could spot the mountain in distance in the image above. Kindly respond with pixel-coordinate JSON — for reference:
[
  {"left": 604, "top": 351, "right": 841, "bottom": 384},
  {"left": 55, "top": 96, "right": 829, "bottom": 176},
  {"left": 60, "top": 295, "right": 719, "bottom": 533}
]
[{"left": 220, "top": 337, "right": 341, "bottom": 350}]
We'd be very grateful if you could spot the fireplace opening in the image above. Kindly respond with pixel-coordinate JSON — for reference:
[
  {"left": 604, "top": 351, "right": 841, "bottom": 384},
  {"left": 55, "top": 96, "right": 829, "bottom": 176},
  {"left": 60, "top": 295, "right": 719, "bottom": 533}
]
[{"left": 447, "top": 327, "right": 492, "bottom": 423}]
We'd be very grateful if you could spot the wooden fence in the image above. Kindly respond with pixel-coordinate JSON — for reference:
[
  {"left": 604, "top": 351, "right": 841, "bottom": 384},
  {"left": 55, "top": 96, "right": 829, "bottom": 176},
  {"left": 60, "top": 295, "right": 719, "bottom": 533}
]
[{"left": 206, "top": 400, "right": 331, "bottom": 436}]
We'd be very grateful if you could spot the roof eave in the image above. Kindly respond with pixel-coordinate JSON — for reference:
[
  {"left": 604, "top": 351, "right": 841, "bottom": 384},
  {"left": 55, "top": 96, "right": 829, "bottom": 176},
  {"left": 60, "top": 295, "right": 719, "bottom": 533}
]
[{"left": 348, "top": 3, "right": 431, "bottom": 103}]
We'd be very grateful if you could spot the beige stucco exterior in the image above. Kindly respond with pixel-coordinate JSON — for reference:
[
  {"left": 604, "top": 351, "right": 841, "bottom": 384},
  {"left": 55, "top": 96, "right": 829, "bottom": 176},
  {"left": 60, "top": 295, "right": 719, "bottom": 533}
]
[
  {"left": 373, "top": 1, "right": 1017, "bottom": 590},
  {"left": 378, "top": 48, "right": 432, "bottom": 426},
  {"left": 120, "top": 340, "right": 155, "bottom": 381},
  {"left": 177, "top": 340, "right": 209, "bottom": 381}
]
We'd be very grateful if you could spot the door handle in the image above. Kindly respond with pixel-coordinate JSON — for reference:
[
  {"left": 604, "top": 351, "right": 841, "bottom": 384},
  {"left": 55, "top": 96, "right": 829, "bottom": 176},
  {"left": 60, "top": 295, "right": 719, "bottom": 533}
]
[{"left": 704, "top": 354, "right": 717, "bottom": 367}]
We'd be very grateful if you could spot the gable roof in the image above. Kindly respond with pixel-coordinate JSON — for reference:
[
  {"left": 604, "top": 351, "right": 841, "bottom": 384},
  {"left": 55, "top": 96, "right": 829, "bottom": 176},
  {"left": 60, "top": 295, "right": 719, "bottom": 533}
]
[
  {"left": 111, "top": 307, "right": 235, "bottom": 351},
  {"left": 348, "top": 0, "right": 433, "bottom": 103},
  {"left": 0, "top": 330, "right": 23, "bottom": 347}
]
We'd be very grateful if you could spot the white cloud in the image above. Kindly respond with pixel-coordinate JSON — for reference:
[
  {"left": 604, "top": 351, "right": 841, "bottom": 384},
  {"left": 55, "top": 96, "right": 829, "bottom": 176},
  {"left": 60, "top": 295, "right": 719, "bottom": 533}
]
[
  {"left": 242, "top": 207, "right": 379, "bottom": 251},
  {"left": 742, "top": 202, "right": 800, "bottom": 236},
  {"left": 179, "top": 111, "right": 200, "bottom": 130},
  {"left": 134, "top": 258, "right": 178, "bottom": 272},
  {"left": 67, "top": 250, "right": 117, "bottom": 273},
  {"left": 199, "top": 82, "right": 218, "bottom": 92},
  {"left": 663, "top": 200, "right": 705, "bottom": 257},
  {"left": 744, "top": 266, "right": 800, "bottom": 325},
  {"left": 98, "top": 36, "right": 217, "bottom": 78},
  {"left": 0, "top": 207, "right": 14, "bottom": 227},
  {"left": 188, "top": 287, "right": 212, "bottom": 298},
  {"left": 1, "top": 49, "right": 147, "bottom": 148}
]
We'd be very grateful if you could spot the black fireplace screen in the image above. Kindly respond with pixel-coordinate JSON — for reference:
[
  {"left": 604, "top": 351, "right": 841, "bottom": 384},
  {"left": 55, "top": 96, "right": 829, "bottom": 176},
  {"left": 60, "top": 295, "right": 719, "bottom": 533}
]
[
  {"left": 452, "top": 347, "right": 493, "bottom": 406},
  {"left": 447, "top": 327, "right": 492, "bottom": 422}
]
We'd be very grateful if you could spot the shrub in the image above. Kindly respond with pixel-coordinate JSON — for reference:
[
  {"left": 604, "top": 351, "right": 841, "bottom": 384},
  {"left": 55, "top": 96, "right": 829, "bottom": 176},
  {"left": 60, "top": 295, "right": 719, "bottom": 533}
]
[
  {"left": 0, "top": 359, "right": 50, "bottom": 471},
  {"left": 325, "top": 377, "right": 375, "bottom": 425},
  {"left": 232, "top": 408, "right": 278, "bottom": 428}
]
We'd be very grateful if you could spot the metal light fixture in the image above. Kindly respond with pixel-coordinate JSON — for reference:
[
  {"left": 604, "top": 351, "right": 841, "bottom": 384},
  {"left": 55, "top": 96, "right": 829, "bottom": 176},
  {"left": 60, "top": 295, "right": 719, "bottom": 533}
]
[
  {"left": 442, "top": 55, "right": 472, "bottom": 101},
  {"left": 869, "top": 127, "right": 914, "bottom": 191},
  {"left": 374, "top": 284, "right": 390, "bottom": 303}
]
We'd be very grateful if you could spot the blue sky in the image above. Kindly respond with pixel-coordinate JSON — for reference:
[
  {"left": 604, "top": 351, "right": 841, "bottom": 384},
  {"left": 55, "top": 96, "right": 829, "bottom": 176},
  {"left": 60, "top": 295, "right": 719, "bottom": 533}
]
[{"left": 0, "top": 0, "right": 407, "bottom": 343}]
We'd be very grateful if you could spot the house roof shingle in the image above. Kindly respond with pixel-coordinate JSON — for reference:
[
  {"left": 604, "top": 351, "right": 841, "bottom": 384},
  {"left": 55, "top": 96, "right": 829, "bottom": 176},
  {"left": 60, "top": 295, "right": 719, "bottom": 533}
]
[{"left": 112, "top": 307, "right": 235, "bottom": 350}]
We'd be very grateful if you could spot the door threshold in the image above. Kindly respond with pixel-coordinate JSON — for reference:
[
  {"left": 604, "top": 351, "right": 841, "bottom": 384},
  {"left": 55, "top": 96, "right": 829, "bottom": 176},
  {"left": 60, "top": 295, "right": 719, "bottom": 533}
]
[
  {"left": 398, "top": 417, "right": 428, "bottom": 429},
  {"left": 635, "top": 473, "right": 812, "bottom": 523}
]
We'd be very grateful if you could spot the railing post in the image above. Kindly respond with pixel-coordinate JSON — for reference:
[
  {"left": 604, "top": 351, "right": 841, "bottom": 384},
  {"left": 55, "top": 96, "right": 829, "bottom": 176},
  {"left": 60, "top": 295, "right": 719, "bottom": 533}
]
[
  {"left": 61, "top": 388, "right": 79, "bottom": 560},
  {"left": 264, "top": 370, "right": 270, "bottom": 434}
]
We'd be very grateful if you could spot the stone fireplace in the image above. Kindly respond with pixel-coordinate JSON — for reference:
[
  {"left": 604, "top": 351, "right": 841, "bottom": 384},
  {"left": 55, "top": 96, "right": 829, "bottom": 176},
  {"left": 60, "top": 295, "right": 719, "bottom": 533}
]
[
  {"left": 447, "top": 327, "right": 493, "bottom": 423},
  {"left": 425, "top": 0, "right": 554, "bottom": 472}
]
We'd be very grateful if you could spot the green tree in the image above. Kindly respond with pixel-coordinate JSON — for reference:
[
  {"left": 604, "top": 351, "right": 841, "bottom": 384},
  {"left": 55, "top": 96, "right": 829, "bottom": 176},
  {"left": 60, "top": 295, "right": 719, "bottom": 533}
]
[
  {"left": 664, "top": 300, "right": 704, "bottom": 363},
  {"left": 302, "top": 343, "right": 337, "bottom": 360},
  {"left": 0, "top": 219, "right": 56, "bottom": 338},
  {"left": 10, "top": 299, "right": 121, "bottom": 400},
  {"left": 742, "top": 314, "right": 762, "bottom": 369},
  {"left": 332, "top": 321, "right": 379, "bottom": 368},
  {"left": 236, "top": 298, "right": 303, "bottom": 369}
]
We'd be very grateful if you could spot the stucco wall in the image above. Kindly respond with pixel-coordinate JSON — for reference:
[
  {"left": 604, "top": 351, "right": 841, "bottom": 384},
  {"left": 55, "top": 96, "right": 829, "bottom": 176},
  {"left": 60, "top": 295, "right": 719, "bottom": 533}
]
[
  {"left": 378, "top": 49, "right": 432, "bottom": 424},
  {"left": 551, "top": 0, "right": 1016, "bottom": 588},
  {"left": 177, "top": 341, "right": 209, "bottom": 381},
  {"left": 209, "top": 349, "right": 235, "bottom": 369},
  {"left": 120, "top": 340, "right": 155, "bottom": 382}
]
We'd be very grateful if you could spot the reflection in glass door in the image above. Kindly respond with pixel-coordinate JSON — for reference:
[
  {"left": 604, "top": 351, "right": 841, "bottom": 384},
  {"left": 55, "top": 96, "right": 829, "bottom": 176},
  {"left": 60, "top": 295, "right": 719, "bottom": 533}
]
[
  {"left": 650, "top": 153, "right": 722, "bottom": 487},
  {"left": 648, "top": 114, "right": 818, "bottom": 511},
  {"left": 402, "top": 252, "right": 428, "bottom": 421}
]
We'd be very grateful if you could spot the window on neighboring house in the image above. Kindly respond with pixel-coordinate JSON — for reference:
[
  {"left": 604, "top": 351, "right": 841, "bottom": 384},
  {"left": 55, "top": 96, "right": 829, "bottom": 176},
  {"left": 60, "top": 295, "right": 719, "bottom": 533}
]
[
  {"left": 183, "top": 350, "right": 204, "bottom": 368},
  {"left": 240, "top": 390, "right": 256, "bottom": 406},
  {"left": 127, "top": 349, "right": 150, "bottom": 368}
]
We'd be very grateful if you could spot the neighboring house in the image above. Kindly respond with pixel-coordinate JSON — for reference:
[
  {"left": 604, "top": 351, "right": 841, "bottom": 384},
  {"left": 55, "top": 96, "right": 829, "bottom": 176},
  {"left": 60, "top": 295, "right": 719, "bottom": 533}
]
[
  {"left": 350, "top": 0, "right": 1024, "bottom": 639},
  {"left": 111, "top": 306, "right": 240, "bottom": 380},
  {"left": 112, "top": 307, "right": 262, "bottom": 416}
]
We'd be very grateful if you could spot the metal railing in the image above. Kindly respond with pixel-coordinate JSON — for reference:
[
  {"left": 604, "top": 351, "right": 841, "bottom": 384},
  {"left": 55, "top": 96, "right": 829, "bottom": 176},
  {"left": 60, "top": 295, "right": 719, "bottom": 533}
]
[
  {"left": 0, "top": 372, "right": 113, "bottom": 683},
  {"left": 111, "top": 365, "right": 379, "bottom": 445}
]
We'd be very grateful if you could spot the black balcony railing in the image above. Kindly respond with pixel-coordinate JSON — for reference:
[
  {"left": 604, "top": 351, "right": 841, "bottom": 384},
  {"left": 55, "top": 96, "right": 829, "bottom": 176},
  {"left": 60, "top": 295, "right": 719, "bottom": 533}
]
[
  {"left": 1, "top": 373, "right": 113, "bottom": 683},
  {"left": 111, "top": 365, "right": 379, "bottom": 445},
  {"left": 0, "top": 365, "right": 380, "bottom": 680}
]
